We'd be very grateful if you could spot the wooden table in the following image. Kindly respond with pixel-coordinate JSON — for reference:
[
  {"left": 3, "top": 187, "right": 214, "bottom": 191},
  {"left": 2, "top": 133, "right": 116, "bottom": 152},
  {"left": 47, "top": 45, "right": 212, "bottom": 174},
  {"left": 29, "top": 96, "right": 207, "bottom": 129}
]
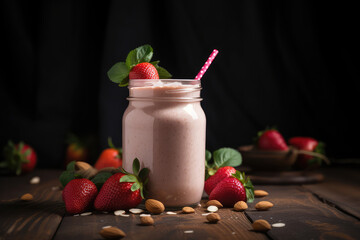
[{"left": 1, "top": 166, "right": 359, "bottom": 240}]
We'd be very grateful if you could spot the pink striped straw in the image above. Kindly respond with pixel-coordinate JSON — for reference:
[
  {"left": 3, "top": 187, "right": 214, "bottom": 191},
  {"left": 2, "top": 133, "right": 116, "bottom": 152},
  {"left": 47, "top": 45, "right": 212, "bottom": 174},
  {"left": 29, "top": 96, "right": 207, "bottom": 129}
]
[{"left": 195, "top": 49, "right": 219, "bottom": 80}]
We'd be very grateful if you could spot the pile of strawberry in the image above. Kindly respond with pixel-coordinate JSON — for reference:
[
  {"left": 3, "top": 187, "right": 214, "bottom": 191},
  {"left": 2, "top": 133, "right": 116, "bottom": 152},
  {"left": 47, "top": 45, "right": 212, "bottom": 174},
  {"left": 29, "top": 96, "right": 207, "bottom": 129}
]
[
  {"left": 255, "top": 128, "right": 329, "bottom": 169},
  {"left": 61, "top": 158, "right": 149, "bottom": 214},
  {"left": 204, "top": 148, "right": 254, "bottom": 206}
]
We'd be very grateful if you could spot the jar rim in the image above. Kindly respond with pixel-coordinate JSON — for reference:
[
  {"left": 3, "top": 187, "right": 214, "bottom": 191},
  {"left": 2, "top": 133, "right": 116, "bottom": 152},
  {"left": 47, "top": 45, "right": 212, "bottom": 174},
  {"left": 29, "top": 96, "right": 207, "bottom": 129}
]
[{"left": 128, "top": 79, "right": 201, "bottom": 88}]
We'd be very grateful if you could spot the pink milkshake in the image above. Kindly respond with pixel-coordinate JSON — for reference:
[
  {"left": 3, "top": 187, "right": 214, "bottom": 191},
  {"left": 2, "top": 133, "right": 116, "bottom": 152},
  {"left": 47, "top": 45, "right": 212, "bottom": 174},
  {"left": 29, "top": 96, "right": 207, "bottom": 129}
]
[{"left": 122, "top": 79, "right": 206, "bottom": 207}]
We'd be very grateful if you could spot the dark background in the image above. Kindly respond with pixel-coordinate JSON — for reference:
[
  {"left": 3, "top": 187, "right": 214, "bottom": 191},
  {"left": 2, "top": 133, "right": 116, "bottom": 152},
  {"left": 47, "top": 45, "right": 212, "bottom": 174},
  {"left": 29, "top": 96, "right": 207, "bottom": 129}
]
[{"left": 1, "top": 0, "right": 359, "bottom": 168}]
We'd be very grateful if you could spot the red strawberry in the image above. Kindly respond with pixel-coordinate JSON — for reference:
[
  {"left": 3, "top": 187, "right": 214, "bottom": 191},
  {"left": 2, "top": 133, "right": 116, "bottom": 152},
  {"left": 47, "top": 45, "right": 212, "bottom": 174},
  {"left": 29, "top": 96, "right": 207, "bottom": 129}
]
[
  {"left": 94, "top": 158, "right": 149, "bottom": 211},
  {"left": 289, "top": 137, "right": 325, "bottom": 170},
  {"left": 204, "top": 166, "right": 236, "bottom": 196},
  {"left": 209, "top": 171, "right": 254, "bottom": 207},
  {"left": 1, "top": 141, "right": 37, "bottom": 175},
  {"left": 257, "top": 129, "right": 288, "bottom": 151},
  {"left": 129, "top": 62, "right": 159, "bottom": 80},
  {"left": 62, "top": 178, "right": 98, "bottom": 214},
  {"left": 94, "top": 138, "right": 122, "bottom": 170}
]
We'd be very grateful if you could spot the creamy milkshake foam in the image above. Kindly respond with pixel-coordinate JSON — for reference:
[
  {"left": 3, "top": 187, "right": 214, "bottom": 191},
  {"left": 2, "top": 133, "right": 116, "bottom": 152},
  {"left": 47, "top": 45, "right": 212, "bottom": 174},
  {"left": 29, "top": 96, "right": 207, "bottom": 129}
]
[{"left": 122, "top": 79, "right": 206, "bottom": 207}]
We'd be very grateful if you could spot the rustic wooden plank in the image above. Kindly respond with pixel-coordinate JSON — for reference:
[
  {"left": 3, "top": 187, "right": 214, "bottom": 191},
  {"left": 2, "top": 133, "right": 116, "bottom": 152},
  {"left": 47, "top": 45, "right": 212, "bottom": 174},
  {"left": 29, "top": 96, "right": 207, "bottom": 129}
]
[
  {"left": 303, "top": 167, "right": 360, "bottom": 220},
  {"left": 245, "top": 185, "right": 360, "bottom": 240},
  {"left": 0, "top": 169, "right": 64, "bottom": 240},
  {"left": 54, "top": 200, "right": 269, "bottom": 240}
]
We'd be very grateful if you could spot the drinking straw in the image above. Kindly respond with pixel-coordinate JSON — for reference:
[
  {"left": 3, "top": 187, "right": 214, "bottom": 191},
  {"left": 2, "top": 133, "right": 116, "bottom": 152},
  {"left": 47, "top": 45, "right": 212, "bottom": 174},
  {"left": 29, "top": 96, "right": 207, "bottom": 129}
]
[{"left": 195, "top": 49, "right": 219, "bottom": 80}]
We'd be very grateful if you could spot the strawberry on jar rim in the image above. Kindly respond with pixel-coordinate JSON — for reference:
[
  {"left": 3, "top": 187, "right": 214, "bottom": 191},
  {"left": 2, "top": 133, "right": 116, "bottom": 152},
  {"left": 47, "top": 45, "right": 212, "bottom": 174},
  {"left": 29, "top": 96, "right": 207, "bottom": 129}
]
[{"left": 0, "top": 141, "right": 37, "bottom": 175}]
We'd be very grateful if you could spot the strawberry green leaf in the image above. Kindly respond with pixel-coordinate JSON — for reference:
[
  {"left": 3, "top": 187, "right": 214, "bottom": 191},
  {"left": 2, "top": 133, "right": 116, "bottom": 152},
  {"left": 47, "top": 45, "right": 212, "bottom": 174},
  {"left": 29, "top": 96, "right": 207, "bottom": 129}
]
[
  {"left": 139, "top": 167, "right": 150, "bottom": 182},
  {"left": 119, "top": 175, "right": 137, "bottom": 183},
  {"left": 156, "top": 66, "right": 172, "bottom": 79},
  {"left": 131, "top": 182, "right": 141, "bottom": 192},
  {"left": 132, "top": 158, "right": 140, "bottom": 175},
  {"left": 213, "top": 148, "right": 242, "bottom": 168},
  {"left": 150, "top": 60, "right": 160, "bottom": 67},
  {"left": 59, "top": 170, "right": 76, "bottom": 187},
  {"left": 107, "top": 62, "right": 130, "bottom": 85},
  {"left": 91, "top": 172, "right": 112, "bottom": 190},
  {"left": 66, "top": 161, "right": 76, "bottom": 171},
  {"left": 205, "top": 150, "right": 212, "bottom": 162}
]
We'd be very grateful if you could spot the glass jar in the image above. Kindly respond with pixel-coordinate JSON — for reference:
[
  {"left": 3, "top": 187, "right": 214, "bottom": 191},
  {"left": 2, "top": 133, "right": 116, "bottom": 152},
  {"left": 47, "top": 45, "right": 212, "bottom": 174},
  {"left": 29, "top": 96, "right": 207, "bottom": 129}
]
[{"left": 122, "top": 79, "right": 206, "bottom": 207}]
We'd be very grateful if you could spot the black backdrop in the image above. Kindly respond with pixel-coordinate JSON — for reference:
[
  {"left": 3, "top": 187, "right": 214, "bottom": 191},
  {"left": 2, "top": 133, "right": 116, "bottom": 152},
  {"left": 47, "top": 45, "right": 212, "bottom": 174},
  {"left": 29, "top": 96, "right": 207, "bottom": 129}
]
[{"left": 1, "top": 0, "right": 359, "bottom": 168}]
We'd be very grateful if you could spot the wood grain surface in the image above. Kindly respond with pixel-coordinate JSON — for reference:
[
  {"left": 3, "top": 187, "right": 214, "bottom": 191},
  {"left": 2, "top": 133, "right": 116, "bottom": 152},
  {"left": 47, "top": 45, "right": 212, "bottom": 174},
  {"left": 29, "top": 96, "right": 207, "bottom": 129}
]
[{"left": 0, "top": 166, "right": 360, "bottom": 240}]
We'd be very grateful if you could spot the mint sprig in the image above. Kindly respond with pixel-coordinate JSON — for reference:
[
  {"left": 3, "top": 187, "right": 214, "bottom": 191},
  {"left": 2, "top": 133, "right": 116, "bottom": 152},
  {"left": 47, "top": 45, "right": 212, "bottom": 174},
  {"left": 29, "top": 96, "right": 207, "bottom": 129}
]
[
  {"left": 205, "top": 147, "right": 242, "bottom": 180},
  {"left": 119, "top": 158, "right": 149, "bottom": 199},
  {"left": 107, "top": 44, "right": 172, "bottom": 87}
]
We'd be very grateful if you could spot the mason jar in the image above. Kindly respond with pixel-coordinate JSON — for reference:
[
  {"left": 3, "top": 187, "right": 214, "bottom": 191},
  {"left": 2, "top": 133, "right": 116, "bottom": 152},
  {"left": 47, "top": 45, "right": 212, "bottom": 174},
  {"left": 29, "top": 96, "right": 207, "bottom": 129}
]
[{"left": 122, "top": 79, "right": 206, "bottom": 207}]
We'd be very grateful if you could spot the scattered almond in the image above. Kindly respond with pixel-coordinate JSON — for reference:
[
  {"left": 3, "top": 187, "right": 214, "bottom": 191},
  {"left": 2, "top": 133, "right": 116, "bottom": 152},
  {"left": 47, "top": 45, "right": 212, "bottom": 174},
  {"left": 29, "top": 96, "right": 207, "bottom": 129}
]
[
  {"left": 99, "top": 226, "right": 126, "bottom": 239},
  {"left": 207, "top": 205, "right": 218, "bottom": 212},
  {"left": 20, "top": 193, "right": 33, "bottom": 201},
  {"left": 182, "top": 206, "right": 195, "bottom": 214},
  {"left": 255, "top": 201, "right": 274, "bottom": 211},
  {"left": 252, "top": 219, "right": 271, "bottom": 232},
  {"left": 206, "top": 213, "right": 221, "bottom": 223},
  {"left": 76, "top": 167, "right": 98, "bottom": 179},
  {"left": 205, "top": 200, "right": 223, "bottom": 208},
  {"left": 30, "top": 176, "right": 40, "bottom": 184},
  {"left": 254, "top": 190, "right": 269, "bottom": 198},
  {"left": 114, "top": 210, "right": 126, "bottom": 216},
  {"left": 145, "top": 199, "right": 165, "bottom": 214},
  {"left": 140, "top": 216, "right": 154, "bottom": 226},
  {"left": 234, "top": 201, "right": 248, "bottom": 211},
  {"left": 75, "top": 161, "right": 92, "bottom": 171}
]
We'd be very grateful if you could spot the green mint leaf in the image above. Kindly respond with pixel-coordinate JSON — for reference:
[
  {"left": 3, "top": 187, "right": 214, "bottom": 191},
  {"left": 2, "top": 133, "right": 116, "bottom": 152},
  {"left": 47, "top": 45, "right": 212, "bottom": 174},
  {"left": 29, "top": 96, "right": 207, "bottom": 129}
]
[
  {"left": 132, "top": 158, "right": 140, "bottom": 175},
  {"left": 205, "top": 150, "right": 212, "bottom": 162},
  {"left": 126, "top": 45, "right": 153, "bottom": 68},
  {"left": 66, "top": 161, "right": 76, "bottom": 171},
  {"left": 156, "top": 66, "right": 172, "bottom": 79},
  {"left": 59, "top": 170, "right": 76, "bottom": 187},
  {"left": 213, "top": 148, "right": 242, "bottom": 167},
  {"left": 131, "top": 182, "right": 141, "bottom": 192},
  {"left": 118, "top": 76, "right": 129, "bottom": 87},
  {"left": 139, "top": 168, "right": 150, "bottom": 182},
  {"left": 91, "top": 172, "right": 112, "bottom": 190},
  {"left": 150, "top": 60, "right": 160, "bottom": 68},
  {"left": 107, "top": 62, "right": 130, "bottom": 85},
  {"left": 120, "top": 175, "right": 137, "bottom": 183}
]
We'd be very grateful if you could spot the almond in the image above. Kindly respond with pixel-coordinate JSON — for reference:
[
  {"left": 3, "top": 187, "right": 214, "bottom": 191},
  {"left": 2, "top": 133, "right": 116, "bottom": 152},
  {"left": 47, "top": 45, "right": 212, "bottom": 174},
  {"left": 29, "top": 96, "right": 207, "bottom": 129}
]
[
  {"left": 182, "top": 206, "right": 195, "bottom": 214},
  {"left": 76, "top": 167, "right": 98, "bottom": 179},
  {"left": 255, "top": 201, "right": 274, "bottom": 211},
  {"left": 206, "top": 213, "right": 221, "bottom": 223},
  {"left": 254, "top": 190, "right": 269, "bottom": 198},
  {"left": 205, "top": 200, "right": 223, "bottom": 208},
  {"left": 252, "top": 219, "right": 271, "bottom": 232},
  {"left": 20, "top": 193, "right": 33, "bottom": 201},
  {"left": 140, "top": 216, "right": 154, "bottom": 226},
  {"left": 234, "top": 201, "right": 248, "bottom": 211},
  {"left": 75, "top": 161, "right": 92, "bottom": 171},
  {"left": 145, "top": 199, "right": 165, "bottom": 214},
  {"left": 99, "top": 226, "right": 126, "bottom": 239}
]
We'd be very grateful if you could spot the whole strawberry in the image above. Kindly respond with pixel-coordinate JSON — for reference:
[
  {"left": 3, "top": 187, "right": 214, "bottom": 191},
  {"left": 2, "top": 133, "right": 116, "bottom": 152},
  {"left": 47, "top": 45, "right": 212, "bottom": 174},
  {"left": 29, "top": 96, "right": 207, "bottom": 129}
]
[
  {"left": 256, "top": 129, "right": 288, "bottom": 151},
  {"left": 1, "top": 141, "right": 37, "bottom": 175},
  {"left": 94, "top": 158, "right": 149, "bottom": 211},
  {"left": 209, "top": 171, "right": 254, "bottom": 207},
  {"left": 94, "top": 138, "right": 122, "bottom": 170},
  {"left": 129, "top": 62, "right": 159, "bottom": 80},
  {"left": 107, "top": 44, "right": 172, "bottom": 87},
  {"left": 289, "top": 137, "right": 326, "bottom": 170},
  {"left": 204, "top": 166, "right": 236, "bottom": 196},
  {"left": 62, "top": 178, "right": 98, "bottom": 214}
]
